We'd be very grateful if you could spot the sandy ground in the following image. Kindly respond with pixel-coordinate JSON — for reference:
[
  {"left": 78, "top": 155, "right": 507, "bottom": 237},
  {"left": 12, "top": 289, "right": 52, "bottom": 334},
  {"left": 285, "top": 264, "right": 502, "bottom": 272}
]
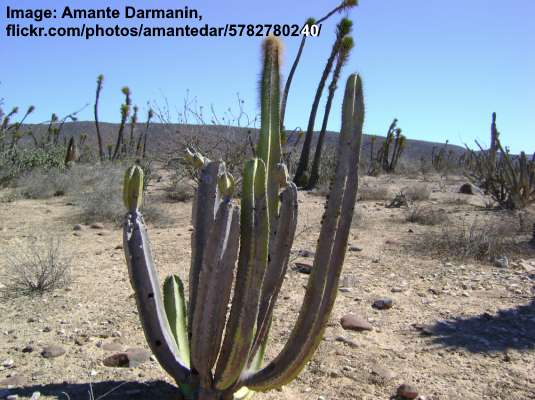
[{"left": 1, "top": 173, "right": 535, "bottom": 400}]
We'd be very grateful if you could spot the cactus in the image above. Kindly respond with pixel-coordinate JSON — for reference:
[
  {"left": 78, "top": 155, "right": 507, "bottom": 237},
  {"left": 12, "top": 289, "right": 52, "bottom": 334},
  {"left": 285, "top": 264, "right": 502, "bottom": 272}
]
[
  {"left": 112, "top": 87, "right": 131, "bottom": 160},
  {"left": 280, "top": 1, "right": 359, "bottom": 133},
  {"left": 94, "top": 74, "right": 105, "bottom": 161},
  {"left": 307, "top": 35, "right": 354, "bottom": 189},
  {"left": 294, "top": 18, "right": 353, "bottom": 187},
  {"left": 64, "top": 136, "right": 77, "bottom": 166},
  {"left": 122, "top": 38, "right": 364, "bottom": 399},
  {"left": 465, "top": 112, "right": 535, "bottom": 209}
]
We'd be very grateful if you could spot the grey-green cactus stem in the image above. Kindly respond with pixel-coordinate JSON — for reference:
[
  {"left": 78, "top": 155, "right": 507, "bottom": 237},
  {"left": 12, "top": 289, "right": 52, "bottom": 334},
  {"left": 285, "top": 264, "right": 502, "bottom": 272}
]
[
  {"left": 242, "top": 73, "right": 364, "bottom": 391},
  {"left": 189, "top": 162, "right": 222, "bottom": 339},
  {"left": 94, "top": 74, "right": 105, "bottom": 161},
  {"left": 123, "top": 212, "right": 190, "bottom": 383},
  {"left": 214, "top": 159, "right": 269, "bottom": 390}
]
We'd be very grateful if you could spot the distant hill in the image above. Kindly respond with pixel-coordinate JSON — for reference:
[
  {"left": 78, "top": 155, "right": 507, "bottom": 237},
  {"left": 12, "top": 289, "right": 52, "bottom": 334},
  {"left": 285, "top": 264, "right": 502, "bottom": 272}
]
[{"left": 20, "top": 121, "right": 467, "bottom": 162}]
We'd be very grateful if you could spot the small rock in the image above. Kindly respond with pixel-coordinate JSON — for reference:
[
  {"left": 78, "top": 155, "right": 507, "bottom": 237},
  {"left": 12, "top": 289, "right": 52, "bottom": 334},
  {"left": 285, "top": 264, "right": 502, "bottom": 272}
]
[
  {"left": 103, "top": 348, "right": 151, "bottom": 368},
  {"left": 298, "top": 249, "right": 314, "bottom": 258},
  {"left": 22, "top": 345, "right": 33, "bottom": 353},
  {"left": 294, "top": 262, "right": 312, "bottom": 274},
  {"left": 73, "top": 232, "right": 82, "bottom": 237},
  {"left": 372, "top": 298, "right": 393, "bottom": 310},
  {"left": 6, "top": 394, "right": 19, "bottom": 400},
  {"left": 30, "top": 393, "right": 41, "bottom": 400},
  {"left": 391, "top": 287, "right": 403, "bottom": 293},
  {"left": 73, "top": 224, "right": 83, "bottom": 231},
  {"left": 340, "top": 314, "right": 372, "bottom": 331},
  {"left": 90, "top": 222, "right": 105, "bottom": 229},
  {"left": 2, "top": 359, "right": 14, "bottom": 368},
  {"left": 41, "top": 345, "right": 66, "bottom": 358},
  {"left": 369, "top": 365, "right": 396, "bottom": 385},
  {"left": 111, "top": 330, "right": 122, "bottom": 338},
  {"left": 494, "top": 256, "right": 509, "bottom": 269},
  {"left": 397, "top": 383, "right": 419, "bottom": 399},
  {"left": 114, "top": 244, "right": 123, "bottom": 250},
  {"left": 348, "top": 245, "right": 363, "bottom": 252},
  {"left": 42, "top": 326, "right": 52, "bottom": 333}
]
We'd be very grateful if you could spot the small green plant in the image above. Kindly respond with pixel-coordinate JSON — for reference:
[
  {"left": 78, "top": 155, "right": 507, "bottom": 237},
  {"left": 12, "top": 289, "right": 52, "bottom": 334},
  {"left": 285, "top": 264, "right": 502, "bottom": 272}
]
[{"left": 122, "top": 38, "right": 364, "bottom": 399}]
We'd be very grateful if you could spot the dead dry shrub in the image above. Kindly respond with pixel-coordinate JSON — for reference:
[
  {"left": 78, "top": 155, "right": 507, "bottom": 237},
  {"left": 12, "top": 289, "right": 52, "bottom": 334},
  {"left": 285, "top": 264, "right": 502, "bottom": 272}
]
[
  {"left": 358, "top": 185, "right": 390, "bottom": 201},
  {"left": 406, "top": 205, "right": 448, "bottom": 225},
  {"left": 418, "top": 215, "right": 519, "bottom": 261},
  {"left": 402, "top": 183, "right": 431, "bottom": 201},
  {"left": 71, "top": 163, "right": 171, "bottom": 226},
  {"left": 15, "top": 168, "right": 70, "bottom": 199},
  {"left": 0, "top": 237, "right": 71, "bottom": 298}
]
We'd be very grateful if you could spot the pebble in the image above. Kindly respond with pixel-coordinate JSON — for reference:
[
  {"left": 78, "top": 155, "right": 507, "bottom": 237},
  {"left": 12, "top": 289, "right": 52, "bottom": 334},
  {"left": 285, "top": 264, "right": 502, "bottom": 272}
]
[
  {"left": 2, "top": 359, "right": 14, "bottom": 368},
  {"left": 30, "top": 392, "right": 41, "bottom": 400},
  {"left": 340, "top": 314, "right": 372, "bottom": 331},
  {"left": 294, "top": 262, "right": 312, "bottom": 274},
  {"left": 335, "top": 336, "right": 359, "bottom": 348},
  {"left": 103, "top": 348, "right": 151, "bottom": 368},
  {"left": 494, "top": 256, "right": 509, "bottom": 269},
  {"left": 298, "top": 249, "right": 314, "bottom": 258},
  {"left": 73, "top": 224, "right": 83, "bottom": 231},
  {"left": 391, "top": 287, "right": 403, "bottom": 293},
  {"left": 41, "top": 345, "right": 66, "bottom": 358},
  {"left": 348, "top": 245, "right": 363, "bottom": 252},
  {"left": 397, "top": 383, "right": 419, "bottom": 399},
  {"left": 372, "top": 298, "right": 393, "bottom": 310}
]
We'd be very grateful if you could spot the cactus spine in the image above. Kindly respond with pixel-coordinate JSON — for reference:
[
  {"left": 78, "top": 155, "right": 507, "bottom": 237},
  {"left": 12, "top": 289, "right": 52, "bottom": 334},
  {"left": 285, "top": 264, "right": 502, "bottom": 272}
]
[{"left": 122, "top": 38, "right": 364, "bottom": 399}]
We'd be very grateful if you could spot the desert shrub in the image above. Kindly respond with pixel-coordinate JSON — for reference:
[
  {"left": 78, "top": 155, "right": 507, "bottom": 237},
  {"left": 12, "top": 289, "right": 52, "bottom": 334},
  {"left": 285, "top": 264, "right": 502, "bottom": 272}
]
[
  {"left": 15, "top": 167, "right": 70, "bottom": 199},
  {"left": 406, "top": 205, "right": 448, "bottom": 225},
  {"left": 358, "top": 185, "right": 390, "bottom": 201},
  {"left": 72, "top": 163, "right": 171, "bottom": 226},
  {"left": 0, "top": 145, "right": 66, "bottom": 185},
  {"left": 167, "top": 179, "right": 195, "bottom": 202},
  {"left": 0, "top": 237, "right": 71, "bottom": 298},
  {"left": 402, "top": 183, "right": 431, "bottom": 201},
  {"left": 418, "top": 216, "right": 518, "bottom": 261}
]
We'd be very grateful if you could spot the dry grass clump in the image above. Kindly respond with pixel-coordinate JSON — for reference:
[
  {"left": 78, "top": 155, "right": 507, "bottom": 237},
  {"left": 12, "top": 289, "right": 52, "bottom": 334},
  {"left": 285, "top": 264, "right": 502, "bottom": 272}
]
[
  {"left": 406, "top": 206, "right": 448, "bottom": 226},
  {"left": 402, "top": 183, "right": 431, "bottom": 201},
  {"left": 418, "top": 215, "right": 519, "bottom": 262},
  {"left": 15, "top": 168, "right": 71, "bottom": 199},
  {"left": 358, "top": 185, "right": 390, "bottom": 201},
  {"left": 0, "top": 237, "right": 71, "bottom": 298},
  {"left": 167, "top": 180, "right": 195, "bottom": 202}
]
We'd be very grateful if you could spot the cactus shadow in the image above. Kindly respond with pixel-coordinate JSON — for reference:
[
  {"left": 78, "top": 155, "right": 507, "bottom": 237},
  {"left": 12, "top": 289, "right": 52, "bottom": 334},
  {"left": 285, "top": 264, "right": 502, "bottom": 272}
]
[
  {"left": 8, "top": 379, "right": 180, "bottom": 400},
  {"left": 425, "top": 298, "right": 535, "bottom": 353}
]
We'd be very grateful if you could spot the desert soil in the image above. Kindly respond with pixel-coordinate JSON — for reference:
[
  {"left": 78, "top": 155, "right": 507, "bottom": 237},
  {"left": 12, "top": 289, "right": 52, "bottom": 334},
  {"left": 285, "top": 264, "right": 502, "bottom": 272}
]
[{"left": 1, "top": 173, "right": 535, "bottom": 400}]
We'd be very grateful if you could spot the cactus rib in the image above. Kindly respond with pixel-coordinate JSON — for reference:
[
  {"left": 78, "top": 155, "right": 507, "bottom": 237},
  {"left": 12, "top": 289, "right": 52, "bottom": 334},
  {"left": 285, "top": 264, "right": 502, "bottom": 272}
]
[
  {"left": 191, "top": 202, "right": 240, "bottom": 387},
  {"left": 163, "top": 275, "right": 190, "bottom": 368},
  {"left": 214, "top": 159, "right": 269, "bottom": 390},
  {"left": 189, "top": 161, "right": 222, "bottom": 337}
]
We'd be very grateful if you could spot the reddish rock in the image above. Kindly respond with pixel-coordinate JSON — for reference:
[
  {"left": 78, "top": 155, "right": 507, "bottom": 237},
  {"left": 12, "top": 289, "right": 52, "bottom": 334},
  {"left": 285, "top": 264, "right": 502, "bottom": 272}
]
[{"left": 340, "top": 314, "right": 373, "bottom": 332}]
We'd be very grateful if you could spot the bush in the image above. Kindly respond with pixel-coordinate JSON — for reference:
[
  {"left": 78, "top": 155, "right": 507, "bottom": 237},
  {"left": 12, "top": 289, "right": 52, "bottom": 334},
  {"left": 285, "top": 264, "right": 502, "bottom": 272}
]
[
  {"left": 0, "top": 237, "right": 71, "bottom": 298},
  {"left": 358, "top": 185, "right": 390, "bottom": 201},
  {"left": 15, "top": 168, "right": 70, "bottom": 199},
  {"left": 402, "top": 183, "right": 431, "bottom": 201},
  {"left": 406, "top": 206, "right": 448, "bottom": 225},
  {"left": 0, "top": 145, "right": 66, "bottom": 185},
  {"left": 167, "top": 180, "right": 195, "bottom": 202},
  {"left": 418, "top": 216, "right": 518, "bottom": 262}
]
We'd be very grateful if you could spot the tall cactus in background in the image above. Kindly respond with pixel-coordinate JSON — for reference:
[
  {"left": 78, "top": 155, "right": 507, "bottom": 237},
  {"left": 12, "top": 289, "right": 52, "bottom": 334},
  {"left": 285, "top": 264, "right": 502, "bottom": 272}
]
[
  {"left": 293, "top": 18, "right": 353, "bottom": 187},
  {"left": 122, "top": 37, "right": 364, "bottom": 399}
]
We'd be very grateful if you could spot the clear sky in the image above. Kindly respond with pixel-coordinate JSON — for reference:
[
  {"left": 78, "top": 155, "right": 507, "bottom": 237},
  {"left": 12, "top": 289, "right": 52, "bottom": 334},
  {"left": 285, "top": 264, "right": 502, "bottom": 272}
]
[{"left": 1, "top": 0, "right": 534, "bottom": 153}]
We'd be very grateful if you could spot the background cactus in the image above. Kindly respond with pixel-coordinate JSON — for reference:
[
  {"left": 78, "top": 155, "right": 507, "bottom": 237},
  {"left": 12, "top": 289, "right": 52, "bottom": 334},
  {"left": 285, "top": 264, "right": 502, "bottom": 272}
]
[
  {"left": 122, "top": 37, "right": 364, "bottom": 399},
  {"left": 465, "top": 112, "right": 535, "bottom": 209}
]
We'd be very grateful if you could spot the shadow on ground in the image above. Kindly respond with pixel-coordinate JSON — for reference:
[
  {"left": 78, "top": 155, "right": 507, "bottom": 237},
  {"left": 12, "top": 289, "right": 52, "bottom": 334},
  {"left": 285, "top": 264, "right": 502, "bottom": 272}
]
[
  {"left": 5, "top": 380, "right": 180, "bottom": 400},
  {"left": 424, "top": 298, "right": 535, "bottom": 353}
]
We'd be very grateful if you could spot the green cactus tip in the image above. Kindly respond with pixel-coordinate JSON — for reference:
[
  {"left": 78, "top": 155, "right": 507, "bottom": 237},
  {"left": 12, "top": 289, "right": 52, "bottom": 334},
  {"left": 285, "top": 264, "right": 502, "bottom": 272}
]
[{"left": 123, "top": 165, "right": 144, "bottom": 212}]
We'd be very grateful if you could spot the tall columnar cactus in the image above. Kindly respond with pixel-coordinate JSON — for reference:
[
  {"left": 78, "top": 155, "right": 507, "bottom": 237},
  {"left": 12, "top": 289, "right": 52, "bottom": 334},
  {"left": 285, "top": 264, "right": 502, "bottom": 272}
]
[{"left": 123, "top": 37, "right": 364, "bottom": 400}]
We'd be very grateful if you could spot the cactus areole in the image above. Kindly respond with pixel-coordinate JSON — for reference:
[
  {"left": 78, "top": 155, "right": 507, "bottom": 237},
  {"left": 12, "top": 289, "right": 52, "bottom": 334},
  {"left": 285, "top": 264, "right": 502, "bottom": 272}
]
[{"left": 122, "top": 37, "right": 364, "bottom": 399}]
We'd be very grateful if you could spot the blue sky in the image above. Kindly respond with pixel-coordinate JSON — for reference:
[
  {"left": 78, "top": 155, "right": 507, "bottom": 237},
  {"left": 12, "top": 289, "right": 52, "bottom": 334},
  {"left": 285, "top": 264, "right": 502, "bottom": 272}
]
[{"left": 1, "top": 0, "right": 534, "bottom": 152}]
